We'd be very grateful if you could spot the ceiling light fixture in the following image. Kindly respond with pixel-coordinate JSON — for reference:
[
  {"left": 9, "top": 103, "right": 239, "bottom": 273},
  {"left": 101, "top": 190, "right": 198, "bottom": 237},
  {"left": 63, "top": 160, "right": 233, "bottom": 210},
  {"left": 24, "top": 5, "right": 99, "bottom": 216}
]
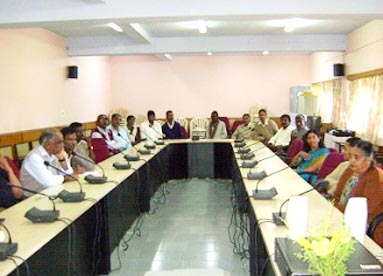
[
  {"left": 207, "top": 52, "right": 212, "bottom": 56},
  {"left": 197, "top": 20, "right": 207, "bottom": 34},
  {"left": 262, "top": 50, "right": 270, "bottom": 55},
  {"left": 107, "top": 22, "right": 123, "bottom": 33},
  {"left": 266, "top": 18, "right": 318, "bottom": 33},
  {"left": 284, "top": 25, "right": 296, "bottom": 33}
]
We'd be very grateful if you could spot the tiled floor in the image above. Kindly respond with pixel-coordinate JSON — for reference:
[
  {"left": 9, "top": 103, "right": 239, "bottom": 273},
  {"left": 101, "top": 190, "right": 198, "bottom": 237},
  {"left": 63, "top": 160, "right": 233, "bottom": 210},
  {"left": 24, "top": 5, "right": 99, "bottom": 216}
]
[{"left": 109, "top": 179, "right": 250, "bottom": 276}]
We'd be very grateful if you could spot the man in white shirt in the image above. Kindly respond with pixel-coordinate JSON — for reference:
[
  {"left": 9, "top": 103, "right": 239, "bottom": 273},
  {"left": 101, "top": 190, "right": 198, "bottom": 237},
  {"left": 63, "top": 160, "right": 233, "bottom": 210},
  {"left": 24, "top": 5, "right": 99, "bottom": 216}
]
[
  {"left": 91, "top": 114, "right": 119, "bottom": 154},
  {"left": 208, "top": 111, "right": 227, "bottom": 139},
  {"left": 20, "top": 129, "right": 76, "bottom": 196},
  {"left": 268, "top": 114, "right": 294, "bottom": 152},
  {"left": 232, "top": 113, "right": 255, "bottom": 140},
  {"left": 140, "top": 110, "right": 164, "bottom": 142},
  {"left": 107, "top": 113, "right": 132, "bottom": 151}
]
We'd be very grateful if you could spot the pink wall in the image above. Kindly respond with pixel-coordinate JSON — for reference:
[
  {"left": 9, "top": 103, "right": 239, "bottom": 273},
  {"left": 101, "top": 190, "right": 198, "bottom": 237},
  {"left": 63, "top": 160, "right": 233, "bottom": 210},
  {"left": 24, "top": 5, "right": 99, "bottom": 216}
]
[
  {"left": 0, "top": 28, "right": 111, "bottom": 134},
  {"left": 110, "top": 55, "right": 311, "bottom": 118},
  {"left": 310, "top": 52, "right": 344, "bottom": 83}
]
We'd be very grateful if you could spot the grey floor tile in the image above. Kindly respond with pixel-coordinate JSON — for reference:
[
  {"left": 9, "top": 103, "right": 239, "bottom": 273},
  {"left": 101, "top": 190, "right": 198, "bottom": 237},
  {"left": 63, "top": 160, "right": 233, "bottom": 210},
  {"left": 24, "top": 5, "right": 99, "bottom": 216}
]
[{"left": 109, "top": 179, "right": 249, "bottom": 276}]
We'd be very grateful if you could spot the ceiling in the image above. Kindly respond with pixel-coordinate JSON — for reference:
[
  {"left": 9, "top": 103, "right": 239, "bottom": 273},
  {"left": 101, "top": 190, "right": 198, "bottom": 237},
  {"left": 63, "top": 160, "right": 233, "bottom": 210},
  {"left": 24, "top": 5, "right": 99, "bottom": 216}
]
[{"left": 0, "top": 0, "right": 382, "bottom": 57}]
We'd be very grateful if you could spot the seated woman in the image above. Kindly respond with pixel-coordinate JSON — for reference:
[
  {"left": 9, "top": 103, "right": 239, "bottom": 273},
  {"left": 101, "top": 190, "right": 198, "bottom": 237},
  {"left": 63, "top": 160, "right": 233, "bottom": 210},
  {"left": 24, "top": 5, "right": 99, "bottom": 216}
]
[
  {"left": 0, "top": 154, "right": 23, "bottom": 208},
  {"left": 333, "top": 140, "right": 383, "bottom": 247},
  {"left": 290, "top": 130, "right": 330, "bottom": 183}
]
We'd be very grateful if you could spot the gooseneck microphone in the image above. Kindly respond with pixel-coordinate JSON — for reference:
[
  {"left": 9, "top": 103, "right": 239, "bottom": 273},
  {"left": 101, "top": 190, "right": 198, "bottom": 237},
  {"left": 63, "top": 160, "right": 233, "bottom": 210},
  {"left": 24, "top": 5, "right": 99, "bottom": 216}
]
[
  {"left": 135, "top": 144, "right": 152, "bottom": 155},
  {"left": 251, "top": 166, "right": 290, "bottom": 200},
  {"left": 247, "top": 155, "right": 276, "bottom": 179},
  {"left": 235, "top": 126, "right": 255, "bottom": 142},
  {"left": 0, "top": 219, "right": 18, "bottom": 260},
  {"left": 44, "top": 160, "right": 85, "bottom": 202},
  {"left": 149, "top": 124, "right": 165, "bottom": 145},
  {"left": 70, "top": 152, "right": 107, "bottom": 184},
  {"left": 8, "top": 185, "right": 59, "bottom": 223},
  {"left": 109, "top": 149, "right": 132, "bottom": 170},
  {"left": 236, "top": 141, "right": 259, "bottom": 153},
  {"left": 272, "top": 180, "right": 329, "bottom": 225},
  {"left": 117, "top": 132, "right": 133, "bottom": 148},
  {"left": 239, "top": 143, "right": 267, "bottom": 160}
]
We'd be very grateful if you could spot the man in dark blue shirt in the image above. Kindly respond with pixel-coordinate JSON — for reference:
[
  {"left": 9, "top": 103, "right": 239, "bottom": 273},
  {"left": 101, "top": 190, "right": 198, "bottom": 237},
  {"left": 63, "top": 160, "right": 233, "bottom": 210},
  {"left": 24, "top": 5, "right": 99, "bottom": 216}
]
[{"left": 162, "top": 110, "right": 183, "bottom": 139}]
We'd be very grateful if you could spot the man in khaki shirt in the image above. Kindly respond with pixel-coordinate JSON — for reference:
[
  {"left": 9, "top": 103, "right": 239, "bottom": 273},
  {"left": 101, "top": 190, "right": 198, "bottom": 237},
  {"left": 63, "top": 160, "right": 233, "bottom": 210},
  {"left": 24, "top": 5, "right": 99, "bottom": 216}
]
[
  {"left": 232, "top": 113, "right": 255, "bottom": 140},
  {"left": 253, "top": 109, "right": 278, "bottom": 144}
]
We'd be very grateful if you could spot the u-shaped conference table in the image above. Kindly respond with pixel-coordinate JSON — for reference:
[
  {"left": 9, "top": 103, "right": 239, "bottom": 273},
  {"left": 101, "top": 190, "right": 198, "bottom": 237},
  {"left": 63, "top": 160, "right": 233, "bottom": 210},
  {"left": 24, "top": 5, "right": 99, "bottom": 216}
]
[{"left": 0, "top": 139, "right": 381, "bottom": 276}]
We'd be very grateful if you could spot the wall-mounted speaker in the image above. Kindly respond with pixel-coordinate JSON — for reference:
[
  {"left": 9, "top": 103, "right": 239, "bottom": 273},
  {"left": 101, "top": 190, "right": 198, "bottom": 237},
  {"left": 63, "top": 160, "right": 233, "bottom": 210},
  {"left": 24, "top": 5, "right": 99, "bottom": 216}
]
[
  {"left": 333, "top": 63, "right": 344, "bottom": 77},
  {"left": 67, "top": 66, "right": 78, "bottom": 79}
]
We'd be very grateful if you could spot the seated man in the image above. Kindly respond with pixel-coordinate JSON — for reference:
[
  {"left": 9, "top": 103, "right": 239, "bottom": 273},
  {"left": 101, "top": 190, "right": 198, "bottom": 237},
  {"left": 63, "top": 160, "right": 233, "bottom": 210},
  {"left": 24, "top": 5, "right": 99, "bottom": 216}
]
[
  {"left": 291, "top": 114, "right": 308, "bottom": 139},
  {"left": 325, "top": 137, "right": 361, "bottom": 195},
  {"left": 208, "top": 111, "right": 227, "bottom": 139},
  {"left": 126, "top": 115, "right": 139, "bottom": 145},
  {"left": 0, "top": 154, "right": 23, "bottom": 208},
  {"left": 61, "top": 127, "right": 93, "bottom": 173},
  {"left": 254, "top": 109, "right": 279, "bottom": 144},
  {"left": 69, "top": 121, "right": 96, "bottom": 164},
  {"left": 232, "top": 113, "right": 255, "bottom": 140},
  {"left": 140, "top": 110, "right": 164, "bottom": 142},
  {"left": 20, "top": 129, "right": 76, "bottom": 196},
  {"left": 107, "top": 113, "right": 132, "bottom": 150},
  {"left": 162, "top": 110, "right": 182, "bottom": 139},
  {"left": 91, "top": 114, "right": 120, "bottom": 154},
  {"left": 268, "top": 114, "right": 294, "bottom": 152}
]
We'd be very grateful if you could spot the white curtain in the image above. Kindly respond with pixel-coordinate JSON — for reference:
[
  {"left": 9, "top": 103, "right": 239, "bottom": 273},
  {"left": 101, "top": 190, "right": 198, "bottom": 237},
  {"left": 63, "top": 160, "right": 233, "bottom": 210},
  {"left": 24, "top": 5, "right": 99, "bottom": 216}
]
[
  {"left": 346, "top": 75, "right": 383, "bottom": 145},
  {"left": 313, "top": 78, "right": 343, "bottom": 125}
]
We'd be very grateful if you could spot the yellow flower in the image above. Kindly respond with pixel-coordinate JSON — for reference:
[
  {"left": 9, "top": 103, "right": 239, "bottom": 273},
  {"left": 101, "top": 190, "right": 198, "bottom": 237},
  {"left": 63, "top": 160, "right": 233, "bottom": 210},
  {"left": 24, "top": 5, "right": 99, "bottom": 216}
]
[
  {"left": 312, "top": 238, "right": 333, "bottom": 257},
  {"left": 296, "top": 236, "right": 313, "bottom": 250}
]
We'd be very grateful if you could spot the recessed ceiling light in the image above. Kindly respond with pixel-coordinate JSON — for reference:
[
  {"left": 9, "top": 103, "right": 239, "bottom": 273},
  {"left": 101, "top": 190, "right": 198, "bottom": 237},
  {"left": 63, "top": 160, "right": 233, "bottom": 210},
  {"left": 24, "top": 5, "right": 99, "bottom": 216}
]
[
  {"left": 207, "top": 52, "right": 212, "bottom": 56},
  {"left": 284, "top": 25, "right": 296, "bottom": 32},
  {"left": 262, "top": 50, "right": 270, "bottom": 55},
  {"left": 198, "top": 20, "right": 207, "bottom": 34},
  {"left": 107, "top": 22, "right": 123, "bottom": 33},
  {"left": 266, "top": 18, "right": 318, "bottom": 32}
]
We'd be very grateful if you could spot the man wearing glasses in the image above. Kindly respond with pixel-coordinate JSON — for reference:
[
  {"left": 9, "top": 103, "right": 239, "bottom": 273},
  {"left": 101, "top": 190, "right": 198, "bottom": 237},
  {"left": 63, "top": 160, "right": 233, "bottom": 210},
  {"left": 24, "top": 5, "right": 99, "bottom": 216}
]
[{"left": 20, "top": 129, "right": 76, "bottom": 196}]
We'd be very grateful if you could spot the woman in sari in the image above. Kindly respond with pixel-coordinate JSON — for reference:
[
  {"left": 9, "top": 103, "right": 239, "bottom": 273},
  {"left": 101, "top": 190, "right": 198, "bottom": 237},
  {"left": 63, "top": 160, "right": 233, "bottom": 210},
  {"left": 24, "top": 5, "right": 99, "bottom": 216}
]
[{"left": 291, "top": 130, "right": 330, "bottom": 183}]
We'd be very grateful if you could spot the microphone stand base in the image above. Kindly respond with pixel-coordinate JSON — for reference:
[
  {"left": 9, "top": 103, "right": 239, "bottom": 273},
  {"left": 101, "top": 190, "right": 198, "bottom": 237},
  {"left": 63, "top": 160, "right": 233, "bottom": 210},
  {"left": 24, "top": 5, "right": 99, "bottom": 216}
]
[
  {"left": 0, "top": 242, "right": 18, "bottom": 260},
  {"left": 252, "top": 187, "right": 278, "bottom": 200},
  {"left": 144, "top": 144, "right": 156, "bottom": 150},
  {"left": 58, "top": 190, "right": 86, "bottom": 202},
  {"left": 234, "top": 142, "right": 246, "bottom": 148},
  {"left": 272, "top": 212, "right": 286, "bottom": 225},
  {"left": 238, "top": 148, "right": 251, "bottom": 153},
  {"left": 25, "top": 207, "right": 60, "bottom": 223},
  {"left": 247, "top": 171, "right": 267, "bottom": 180},
  {"left": 113, "top": 162, "right": 131, "bottom": 170},
  {"left": 138, "top": 149, "right": 151, "bottom": 155},
  {"left": 240, "top": 153, "right": 255, "bottom": 160},
  {"left": 154, "top": 140, "right": 165, "bottom": 145},
  {"left": 125, "top": 155, "right": 139, "bottom": 161},
  {"left": 85, "top": 175, "right": 107, "bottom": 184},
  {"left": 241, "top": 160, "right": 258, "bottom": 168}
]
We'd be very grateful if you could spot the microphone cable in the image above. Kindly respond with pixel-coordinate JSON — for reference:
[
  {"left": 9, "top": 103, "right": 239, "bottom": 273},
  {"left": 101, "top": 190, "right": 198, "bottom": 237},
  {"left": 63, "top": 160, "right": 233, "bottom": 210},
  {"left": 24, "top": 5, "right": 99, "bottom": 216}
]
[
  {"left": 7, "top": 257, "right": 20, "bottom": 276},
  {"left": 56, "top": 217, "right": 74, "bottom": 276},
  {"left": 89, "top": 200, "right": 102, "bottom": 276},
  {"left": 9, "top": 255, "right": 30, "bottom": 276}
]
